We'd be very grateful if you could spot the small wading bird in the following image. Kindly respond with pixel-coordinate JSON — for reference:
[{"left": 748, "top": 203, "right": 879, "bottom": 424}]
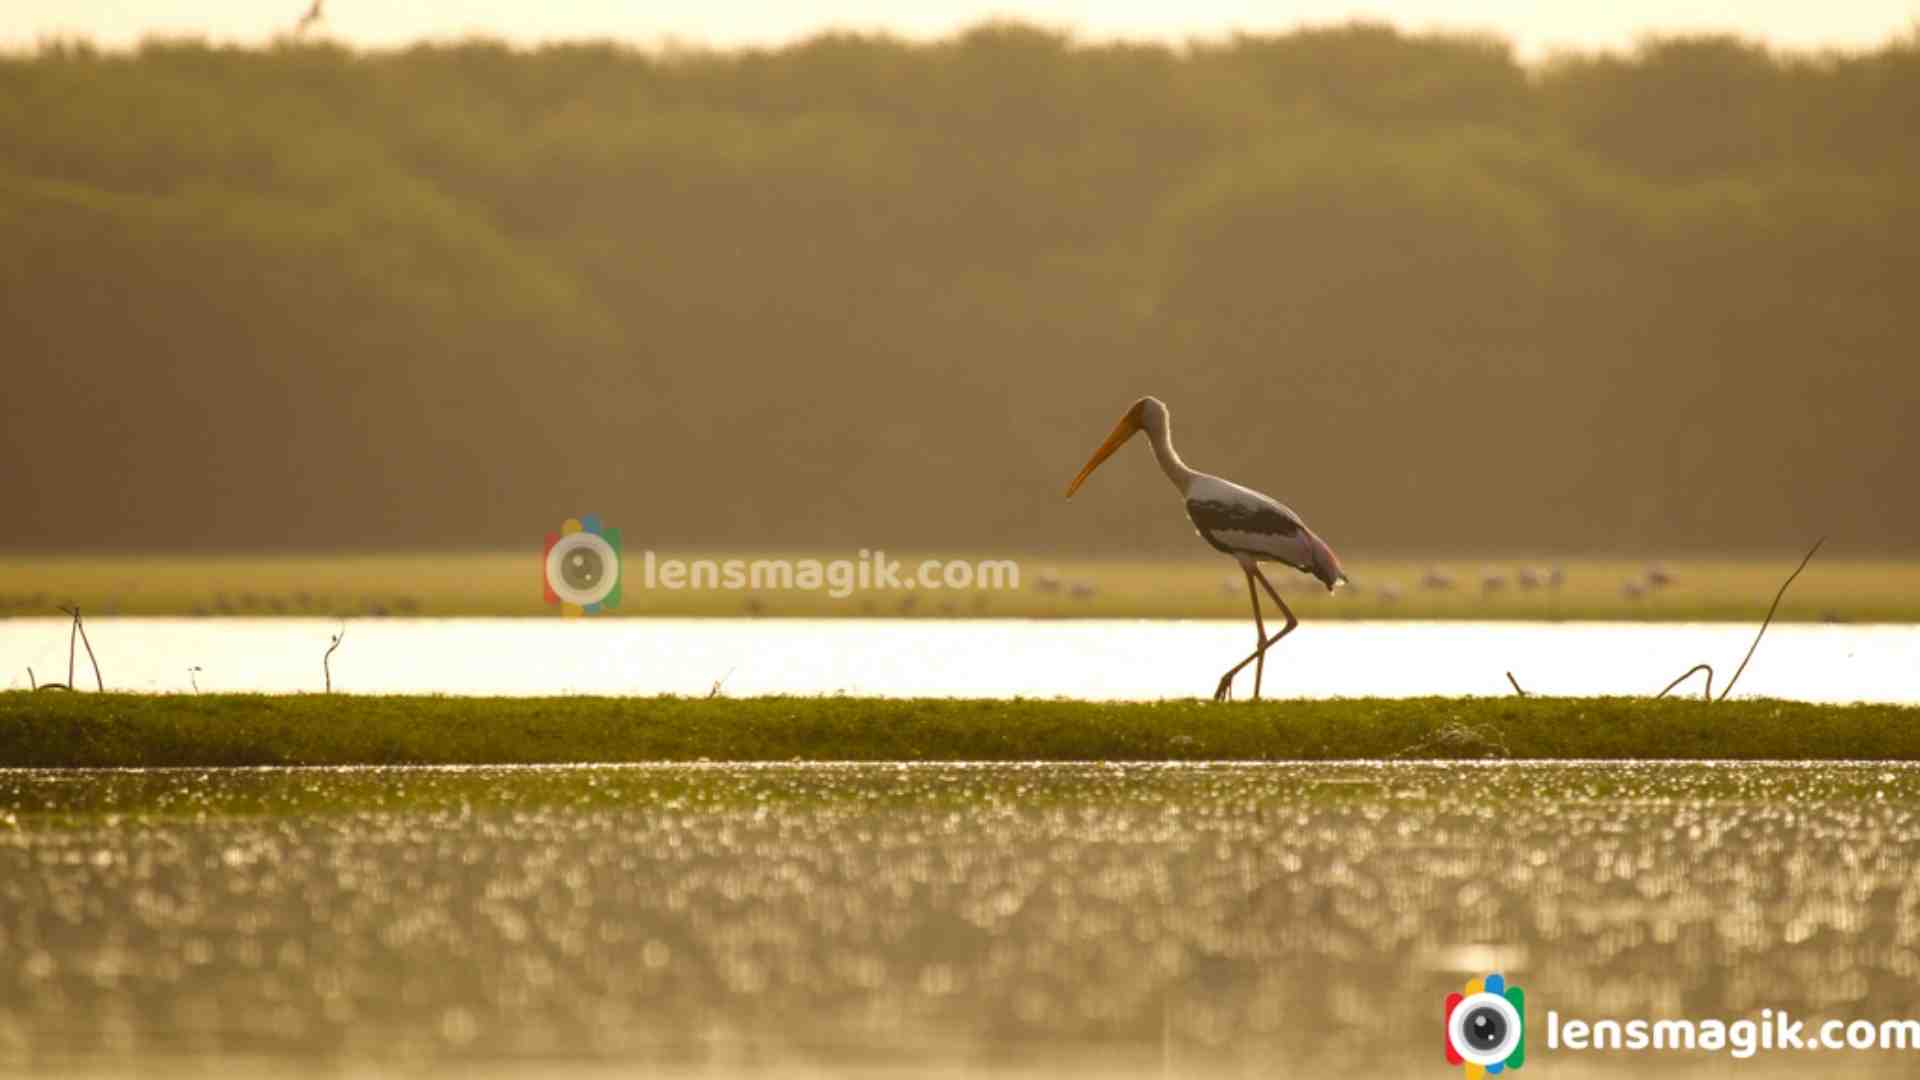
[{"left": 1064, "top": 396, "right": 1346, "bottom": 701}]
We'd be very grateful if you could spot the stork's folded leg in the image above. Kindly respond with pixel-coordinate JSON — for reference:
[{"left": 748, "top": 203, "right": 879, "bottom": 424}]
[
  {"left": 1215, "top": 626, "right": 1292, "bottom": 700},
  {"left": 1215, "top": 564, "right": 1270, "bottom": 702},
  {"left": 1214, "top": 566, "right": 1301, "bottom": 700},
  {"left": 1252, "top": 584, "right": 1269, "bottom": 700}
]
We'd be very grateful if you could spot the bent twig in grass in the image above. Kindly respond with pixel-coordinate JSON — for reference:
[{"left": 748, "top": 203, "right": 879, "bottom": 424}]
[
  {"left": 1657, "top": 663, "right": 1715, "bottom": 702},
  {"left": 324, "top": 626, "right": 345, "bottom": 693},
  {"left": 1716, "top": 537, "right": 1825, "bottom": 700},
  {"left": 78, "top": 613, "right": 103, "bottom": 691},
  {"left": 1654, "top": 537, "right": 1824, "bottom": 702},
  {"left": 1511, "top": 538, "right": 1823, "bottom": 702},
  {"left": 58, "top": 606, "right": 104, "bottom": 691}
]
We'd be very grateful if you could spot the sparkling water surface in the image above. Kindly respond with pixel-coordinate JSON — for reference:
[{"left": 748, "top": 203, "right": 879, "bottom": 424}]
[{"left": 3, "top": 762, "right": 1918, "bottom": 1078}]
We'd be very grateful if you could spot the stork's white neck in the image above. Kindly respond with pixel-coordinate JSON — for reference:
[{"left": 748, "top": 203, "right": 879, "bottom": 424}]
[{"left": 1144, "top": 417, "right": 1198, "bottom": 497}]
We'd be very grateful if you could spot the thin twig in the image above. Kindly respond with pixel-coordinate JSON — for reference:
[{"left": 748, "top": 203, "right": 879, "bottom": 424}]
[
  {"left": 708, "top": 667, "right": 736, "bottom": 699},
  {"left": 1717, "top": 537, "right": 1824, "bottom": 702},
  {"left": 189, "top": 666, "right": 203, "bottom": 694},
  {"left": 1656, "top": 663, "right": 1714, "bottom": 702},
  {"left": 1505, "top": 671, "right": 1527, "bottom": 697},
  {"left": 65, "top": 609, "right": 77, "bottom": 689},
  {"left": 323, "top": 625, "right": 345, "bottom": 693},
  {"left": 60, "top": 606, "right": 103, "bottom": 692},
  {"left": 295, "top": 0, "right": 325, "bottom": 35},
  {"left": 26, "top": 667, "right": 35, "bottom": 691},
  {"left": 1651, "top": 537, "right": 1823, "bottom": 702},
  {"left": 79, "top": 612, "right": 103, "bottom": 691}
]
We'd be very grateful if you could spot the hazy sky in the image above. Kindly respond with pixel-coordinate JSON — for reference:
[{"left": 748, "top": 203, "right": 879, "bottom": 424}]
[{"left": 6, "top": 1, "right": 1918, "bottom": 58}]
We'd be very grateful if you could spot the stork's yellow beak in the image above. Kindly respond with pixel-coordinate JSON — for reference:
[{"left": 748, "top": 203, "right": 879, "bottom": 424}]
[{"left": 1064, "top": 411, "right": 1142, "bottom": 498}]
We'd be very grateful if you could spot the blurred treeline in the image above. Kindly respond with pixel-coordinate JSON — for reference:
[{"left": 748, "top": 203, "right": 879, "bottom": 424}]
[{"left": 2, "top": 25, "right": 1916, "bottom": 555}]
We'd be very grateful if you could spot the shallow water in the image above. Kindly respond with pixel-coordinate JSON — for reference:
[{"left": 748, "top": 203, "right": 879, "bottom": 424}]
[
  {"left": 2, "top": 762, "right": 1918, "bottom": 1078},
  {"left": 2, "top": 617, "right": 1916, "bottom": 702}
]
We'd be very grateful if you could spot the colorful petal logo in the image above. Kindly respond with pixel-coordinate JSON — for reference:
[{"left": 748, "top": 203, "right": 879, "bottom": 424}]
[
  {"left": 1445, "top": 972, "right": 1525, "bottom": 1075},
  {"left": 543, "top": 514, "right": 622, "bottom": 616}
]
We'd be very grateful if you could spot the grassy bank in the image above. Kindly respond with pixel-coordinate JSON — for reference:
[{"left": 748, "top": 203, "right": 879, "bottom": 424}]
[
  {"left": 2, "top": 552, "right": 1915, "bottom": 622},
  {"left": 1, "top": 693, "right": 1915, "bottom": 768}
]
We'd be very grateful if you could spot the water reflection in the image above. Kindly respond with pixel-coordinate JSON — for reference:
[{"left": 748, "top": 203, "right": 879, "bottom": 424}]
[
  {"left": 1, "top": 763, "right": 1917, "bottom": 1077},
  {"left": 3, "top": 618, "right": 1917, "bottom": 701}
]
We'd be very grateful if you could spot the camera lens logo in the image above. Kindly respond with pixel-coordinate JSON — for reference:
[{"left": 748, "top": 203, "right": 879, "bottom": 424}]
[
  {"left": 543, "top": 514, "right": 622, "bottom": 616},
  {"left": 1445, "top": 973, "right": 1525, "bottom": 1076}
]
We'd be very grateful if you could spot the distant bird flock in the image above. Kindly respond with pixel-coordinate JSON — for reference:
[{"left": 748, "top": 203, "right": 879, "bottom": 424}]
[{"left": 1027, "top": 561, "right": 1683, "bottom": 611}]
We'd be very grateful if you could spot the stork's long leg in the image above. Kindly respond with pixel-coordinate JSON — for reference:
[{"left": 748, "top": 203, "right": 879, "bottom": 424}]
[
  {"left": 1252, "top": 565, "right": 1300, "bottom": 631},
  {"left": 1212, "top": 564, "right": 1301, "bottom": 702},
  {"left": 1212, "top": 565, "right": 1268, "bottom": 702},
  {"left": 1213, "top": 564, "right": 1274, "bottom": 699}
]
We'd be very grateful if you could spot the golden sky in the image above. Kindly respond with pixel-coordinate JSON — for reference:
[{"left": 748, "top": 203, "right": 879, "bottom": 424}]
[{"left": 5, "top": 1, "right": 1917, "bottom": 56}]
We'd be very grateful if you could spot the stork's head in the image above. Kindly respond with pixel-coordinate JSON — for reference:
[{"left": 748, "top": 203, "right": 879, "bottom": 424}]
[{"left": 1064, "top": 396, "right": 1166, "bottom": 498}]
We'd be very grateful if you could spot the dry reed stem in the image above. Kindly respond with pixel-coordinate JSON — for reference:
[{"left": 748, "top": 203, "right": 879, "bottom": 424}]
[{"left": 324, "top": 626, "right": 345, "bottom": 693}]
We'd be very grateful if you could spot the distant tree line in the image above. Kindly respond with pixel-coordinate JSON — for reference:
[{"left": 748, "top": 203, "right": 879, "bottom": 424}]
[{"left": 2, "top": 25, "right": 1915, "bottom": 554}]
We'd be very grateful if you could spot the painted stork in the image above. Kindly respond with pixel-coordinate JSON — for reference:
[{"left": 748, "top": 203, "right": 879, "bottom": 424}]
[{"left": 1064, "top": 396, "right": 1346, "bottom": 701}]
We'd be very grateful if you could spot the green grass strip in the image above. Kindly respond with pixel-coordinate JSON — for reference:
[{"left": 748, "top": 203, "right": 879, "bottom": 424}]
[{"left": 1, "top": 693, "right": 1916, "bottom": 767}]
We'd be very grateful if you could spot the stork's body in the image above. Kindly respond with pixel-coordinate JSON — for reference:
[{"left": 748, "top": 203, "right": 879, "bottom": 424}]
[{"left": 1065, "top": 396, "right": 1346, "bottom": 700}]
